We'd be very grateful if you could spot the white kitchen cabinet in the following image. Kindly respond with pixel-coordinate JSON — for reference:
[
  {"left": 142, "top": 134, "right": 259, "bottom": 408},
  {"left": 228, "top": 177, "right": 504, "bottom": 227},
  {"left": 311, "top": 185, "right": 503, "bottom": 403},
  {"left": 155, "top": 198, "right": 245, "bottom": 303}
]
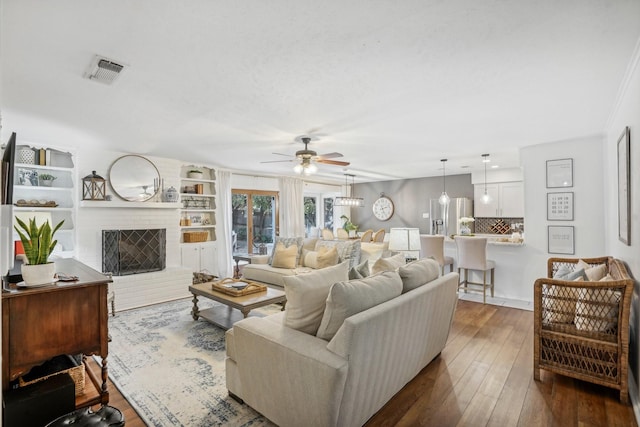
[
  {"left": 181, "top": 241, "right": 218, "bottom": 275},
  {"left": 474, "top": 181, "right": 524, "bottom": 218}
]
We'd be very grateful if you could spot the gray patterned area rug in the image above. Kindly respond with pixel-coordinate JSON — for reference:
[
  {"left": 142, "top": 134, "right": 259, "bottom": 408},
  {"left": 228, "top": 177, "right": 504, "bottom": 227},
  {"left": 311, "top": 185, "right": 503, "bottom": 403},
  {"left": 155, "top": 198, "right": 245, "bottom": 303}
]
[{"left": 104, "top": 297, "right": 278, "bottom": 427}]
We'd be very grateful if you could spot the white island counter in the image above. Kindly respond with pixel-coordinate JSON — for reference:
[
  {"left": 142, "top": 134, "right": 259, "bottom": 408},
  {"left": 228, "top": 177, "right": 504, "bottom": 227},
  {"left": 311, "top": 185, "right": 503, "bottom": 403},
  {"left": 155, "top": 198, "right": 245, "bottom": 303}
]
[{"left": 442, "top": 234, "right": 535, "bottom": 304}]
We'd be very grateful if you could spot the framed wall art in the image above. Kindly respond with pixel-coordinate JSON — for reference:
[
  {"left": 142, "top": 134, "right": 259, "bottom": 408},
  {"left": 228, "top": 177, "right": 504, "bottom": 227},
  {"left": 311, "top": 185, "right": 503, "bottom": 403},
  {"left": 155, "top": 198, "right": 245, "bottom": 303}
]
[
  {"left": 546, "top": 158, "right": 573, "bottom": 188},
  {"left": 548, "top": 225, "right": 575, "bottom": 255},
  {"left": 547, "top": 192, "right": 574, "bottom": 221},
  {"left": 618, "top": 126, "right": 630, "bottom": 245}
]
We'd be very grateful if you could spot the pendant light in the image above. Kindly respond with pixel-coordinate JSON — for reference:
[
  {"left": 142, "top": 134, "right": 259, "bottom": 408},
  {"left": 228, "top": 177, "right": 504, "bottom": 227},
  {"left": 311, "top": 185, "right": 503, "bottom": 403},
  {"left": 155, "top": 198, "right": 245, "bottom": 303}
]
[
  {"left": 438, "top": 159, "right": 450, "bottom": 205},
  {"left": 334, "top": 174, "right": 364, "bottom": 207},
  {"left": 481, "top": 154, "right": 492, "bottom": 204}
]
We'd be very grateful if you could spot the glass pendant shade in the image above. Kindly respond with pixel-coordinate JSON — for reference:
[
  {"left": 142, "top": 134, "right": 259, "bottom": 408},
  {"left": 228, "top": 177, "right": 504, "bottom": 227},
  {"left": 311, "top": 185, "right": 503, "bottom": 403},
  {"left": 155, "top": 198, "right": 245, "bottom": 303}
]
[
  {"left": 438, "top": 159, "right": 450, "bottom": 205},
  {"left": 439, "top": 191, "right": 450, "bottom": 205},
  {"left": 481, "top": 154, "right": 491, "bottom": 204}
]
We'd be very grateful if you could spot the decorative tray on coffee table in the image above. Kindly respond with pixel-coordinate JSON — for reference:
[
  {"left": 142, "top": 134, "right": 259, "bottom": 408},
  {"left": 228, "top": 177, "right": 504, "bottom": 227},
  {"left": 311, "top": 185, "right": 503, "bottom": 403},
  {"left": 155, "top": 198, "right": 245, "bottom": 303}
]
[{"left": 211, "top": 278, "right": 267, "bottom": 297}]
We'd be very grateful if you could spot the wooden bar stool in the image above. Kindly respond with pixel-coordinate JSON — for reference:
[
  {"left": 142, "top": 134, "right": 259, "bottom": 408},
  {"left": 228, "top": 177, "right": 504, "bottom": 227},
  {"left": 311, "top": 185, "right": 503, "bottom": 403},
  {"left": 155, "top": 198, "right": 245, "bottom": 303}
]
[{"left": 455, "top": 236, "right": 495, "bottom": 304}]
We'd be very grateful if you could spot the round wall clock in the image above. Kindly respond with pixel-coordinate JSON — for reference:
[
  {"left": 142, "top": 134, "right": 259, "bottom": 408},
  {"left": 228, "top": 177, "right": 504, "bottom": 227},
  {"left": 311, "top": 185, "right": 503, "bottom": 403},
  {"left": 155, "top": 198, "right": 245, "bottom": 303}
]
[{"left": 372, "top": 194, "right": 394, "bottom": 221}]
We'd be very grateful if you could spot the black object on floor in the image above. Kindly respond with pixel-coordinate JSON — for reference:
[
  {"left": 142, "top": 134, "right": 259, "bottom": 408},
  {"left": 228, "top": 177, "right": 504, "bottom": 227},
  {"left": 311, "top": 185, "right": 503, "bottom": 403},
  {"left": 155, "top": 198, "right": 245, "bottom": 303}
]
[
  {"left": 3, "top": 373, "right": 75, "bottom": 427},
  {"left": 45, "top": 405, "right": 125, "bottom": 427}
]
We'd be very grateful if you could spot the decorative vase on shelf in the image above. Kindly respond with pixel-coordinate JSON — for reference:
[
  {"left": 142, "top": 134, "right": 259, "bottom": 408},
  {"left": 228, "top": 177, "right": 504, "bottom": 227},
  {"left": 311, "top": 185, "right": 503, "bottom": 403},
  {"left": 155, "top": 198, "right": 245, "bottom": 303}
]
[{"left": 460, "top": 225, "right": 471, "bottom": 235}]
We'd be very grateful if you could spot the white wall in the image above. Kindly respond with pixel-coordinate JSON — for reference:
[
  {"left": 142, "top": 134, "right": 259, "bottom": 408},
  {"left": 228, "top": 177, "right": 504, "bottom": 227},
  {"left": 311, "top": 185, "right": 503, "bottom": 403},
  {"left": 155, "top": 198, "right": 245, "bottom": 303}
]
[
  {"left": 75, "top": 148, "right": 207, "bottom": 311},
  {"left": 518, "top": 136, "right": 606, "bottom": 301},
  {"left": 604, "top": 39, "right": 640, "bottom": 417}
]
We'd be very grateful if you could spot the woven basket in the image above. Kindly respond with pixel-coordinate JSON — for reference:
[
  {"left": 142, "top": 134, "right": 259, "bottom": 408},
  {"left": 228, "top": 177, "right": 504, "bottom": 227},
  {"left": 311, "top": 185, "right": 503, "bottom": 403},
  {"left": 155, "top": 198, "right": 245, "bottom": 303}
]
[
  {"left": 19, "top": 355, "right": 85, "bottom": 396},
  {"left": 183, "top": 231, "right": 208, "bottom": 242}
]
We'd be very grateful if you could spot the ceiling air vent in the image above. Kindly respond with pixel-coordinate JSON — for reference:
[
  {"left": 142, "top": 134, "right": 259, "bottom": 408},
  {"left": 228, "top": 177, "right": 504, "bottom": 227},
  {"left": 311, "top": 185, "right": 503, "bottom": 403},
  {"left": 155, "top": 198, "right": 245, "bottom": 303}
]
[{"left": 84, "top": 55, "right": 126, "bottom": 85}]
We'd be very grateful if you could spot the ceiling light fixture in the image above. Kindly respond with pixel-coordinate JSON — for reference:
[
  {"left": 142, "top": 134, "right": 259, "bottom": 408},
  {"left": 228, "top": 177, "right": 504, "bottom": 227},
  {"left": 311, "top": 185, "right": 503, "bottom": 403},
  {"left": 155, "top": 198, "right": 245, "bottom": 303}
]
[
  {"left": 334, "top": 174, "right": 364, "bottom": 207},
  {"left": 438, "top": 159, "right": 450, "bottom": 206},
  {"left": 293, "top": 158, "right": 317, "bottom": 176},
  {"left": 481, "top": 153, "right": 492, "bottom": 204}
]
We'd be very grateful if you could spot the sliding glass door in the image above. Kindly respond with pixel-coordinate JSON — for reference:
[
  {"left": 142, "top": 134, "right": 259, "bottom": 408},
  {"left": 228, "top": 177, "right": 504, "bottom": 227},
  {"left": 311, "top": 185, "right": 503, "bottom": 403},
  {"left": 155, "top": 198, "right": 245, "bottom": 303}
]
[{"left": 232, "top": 190, "right": 278, "bottom": 255}]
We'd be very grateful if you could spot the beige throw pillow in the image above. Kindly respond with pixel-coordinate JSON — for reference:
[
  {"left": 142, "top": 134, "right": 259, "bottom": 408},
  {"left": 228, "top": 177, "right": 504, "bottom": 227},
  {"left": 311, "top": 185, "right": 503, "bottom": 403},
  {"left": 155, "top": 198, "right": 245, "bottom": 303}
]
[
  {"left": 371, "top": 253, "right": 406, "bottom": 275},
  {"left": 271, "top": 242, "right": 298, "bottom": 269},
  {"left": 575, "top": 287, "right": 621, "bottom": 332},
  {"left": 542, "top": 285, "right": 577, "bottom": 324},
  {"left": 316, "top": 271, "right": 403, "bottom": 341},
  {"left": 576, "top": 259, "right": 608, "bottom": 282},
  {"left": 398, "top": 258, "right": 441, "bottom": 293},
  {"left": 302, "top": 246, "right": 339, "bottom": 269},
  {"left": 283, "top": 261, "right": 350, "bottom": 335}
]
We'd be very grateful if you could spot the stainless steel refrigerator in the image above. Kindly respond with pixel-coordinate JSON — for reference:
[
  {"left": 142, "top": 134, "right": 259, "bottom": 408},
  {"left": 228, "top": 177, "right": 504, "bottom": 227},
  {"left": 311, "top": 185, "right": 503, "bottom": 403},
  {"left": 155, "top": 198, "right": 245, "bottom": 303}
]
[{"left": 429, "top": 197, "right": 473, "bottom": 236}]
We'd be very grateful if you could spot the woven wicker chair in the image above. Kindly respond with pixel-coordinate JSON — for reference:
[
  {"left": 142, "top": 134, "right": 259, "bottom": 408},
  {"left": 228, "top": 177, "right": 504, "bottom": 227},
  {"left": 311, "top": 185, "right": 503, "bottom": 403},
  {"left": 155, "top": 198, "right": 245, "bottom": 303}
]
[{"left": 533, "top": 256, "right": 633, "bottom": 403}]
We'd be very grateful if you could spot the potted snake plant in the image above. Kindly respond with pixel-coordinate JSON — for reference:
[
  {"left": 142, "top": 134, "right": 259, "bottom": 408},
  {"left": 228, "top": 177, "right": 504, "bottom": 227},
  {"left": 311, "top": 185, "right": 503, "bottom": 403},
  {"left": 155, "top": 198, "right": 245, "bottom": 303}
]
[{"left": 14, "top": 216, "right": 64, "bottom": 286}]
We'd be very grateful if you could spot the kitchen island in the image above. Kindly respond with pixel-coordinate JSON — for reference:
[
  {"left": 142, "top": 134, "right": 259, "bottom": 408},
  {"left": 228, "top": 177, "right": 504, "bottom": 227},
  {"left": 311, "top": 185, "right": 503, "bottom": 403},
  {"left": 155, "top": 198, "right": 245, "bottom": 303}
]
[{"left": 443, "top": 234, "right": 533, "bottom": 303}]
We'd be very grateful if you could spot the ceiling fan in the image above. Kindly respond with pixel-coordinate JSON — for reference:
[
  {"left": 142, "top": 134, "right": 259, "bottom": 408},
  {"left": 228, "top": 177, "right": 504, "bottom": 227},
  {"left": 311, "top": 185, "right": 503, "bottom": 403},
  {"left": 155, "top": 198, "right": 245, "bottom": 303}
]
[{"left": 262, "top": 137, "right": 350, "bottom": 175}]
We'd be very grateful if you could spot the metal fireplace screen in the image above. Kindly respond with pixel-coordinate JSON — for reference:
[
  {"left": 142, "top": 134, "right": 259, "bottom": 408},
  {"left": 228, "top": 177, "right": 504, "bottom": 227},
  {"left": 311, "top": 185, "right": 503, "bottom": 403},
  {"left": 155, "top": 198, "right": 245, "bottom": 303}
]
[{"left": 102, "top": 229, "right": 166, "bottom": 276}]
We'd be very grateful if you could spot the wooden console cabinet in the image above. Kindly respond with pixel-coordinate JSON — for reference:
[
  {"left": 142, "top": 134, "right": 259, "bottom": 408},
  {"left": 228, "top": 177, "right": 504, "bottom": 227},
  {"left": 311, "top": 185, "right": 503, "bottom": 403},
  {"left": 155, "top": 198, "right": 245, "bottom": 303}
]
[{"left": 2, "top": 258, "right": 111, "bottom": 407}]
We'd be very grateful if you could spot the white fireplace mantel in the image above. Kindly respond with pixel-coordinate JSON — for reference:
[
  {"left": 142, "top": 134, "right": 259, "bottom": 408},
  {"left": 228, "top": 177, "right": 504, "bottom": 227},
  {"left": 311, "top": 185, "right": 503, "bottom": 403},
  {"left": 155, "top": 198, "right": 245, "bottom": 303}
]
[{"left": 79, "top": 201, "right": 180, "bottom": 209}]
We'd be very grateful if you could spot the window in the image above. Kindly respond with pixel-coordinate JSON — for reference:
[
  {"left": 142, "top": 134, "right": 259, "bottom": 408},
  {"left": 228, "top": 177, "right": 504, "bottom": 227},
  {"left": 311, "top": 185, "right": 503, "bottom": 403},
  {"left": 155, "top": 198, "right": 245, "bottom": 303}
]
[
  {"left": 304, "top": 196, "right": 317, "bottom": 237},
  {"left": 232, "top": 190, "right": 278, "bottom": 255}
]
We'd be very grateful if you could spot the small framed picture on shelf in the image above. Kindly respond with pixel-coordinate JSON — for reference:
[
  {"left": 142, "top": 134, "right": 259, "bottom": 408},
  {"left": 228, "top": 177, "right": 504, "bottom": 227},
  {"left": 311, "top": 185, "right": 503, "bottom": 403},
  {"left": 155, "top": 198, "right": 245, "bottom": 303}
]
[
  {"left": 17, "top": 168, "right": 39, "bottom": 186},
  {"left": 548, "top": 225, "right": 574, "bottom": 255},
  {"left": 547, "top": 192, "right": 574, "bottom": 221},
  {"left": 546, "top": 158, "right": 573, "bottom": 188},
  {"left": 190, "top": 214, "right": 202, "bottom": 225}
]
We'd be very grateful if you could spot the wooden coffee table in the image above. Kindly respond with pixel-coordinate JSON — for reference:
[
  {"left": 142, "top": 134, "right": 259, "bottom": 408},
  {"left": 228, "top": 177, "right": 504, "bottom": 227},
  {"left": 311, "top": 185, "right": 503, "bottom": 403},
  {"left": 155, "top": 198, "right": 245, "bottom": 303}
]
[{"left": 189, "top": 281, "right": 286, "bottom": 330}]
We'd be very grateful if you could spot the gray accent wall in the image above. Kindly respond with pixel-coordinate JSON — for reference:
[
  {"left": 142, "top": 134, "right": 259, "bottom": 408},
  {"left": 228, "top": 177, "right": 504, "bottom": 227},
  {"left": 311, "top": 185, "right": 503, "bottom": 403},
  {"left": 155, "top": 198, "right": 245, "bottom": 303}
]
[{"left": 351, "top": 174, "right": 473, "bottom": 234}]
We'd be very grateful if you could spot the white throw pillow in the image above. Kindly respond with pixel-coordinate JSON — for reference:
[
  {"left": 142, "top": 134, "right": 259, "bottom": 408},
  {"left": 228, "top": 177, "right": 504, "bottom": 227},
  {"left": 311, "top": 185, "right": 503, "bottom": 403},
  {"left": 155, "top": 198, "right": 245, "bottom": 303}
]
[
  {"left": 283, "top": 261, "right": 350, "bottom": 335},
  {"left": 371, "top": 253, "right": 406, "bottom": 275},
  {"left": 575, "top": 287, "right": 621, "bottom": 332},
  {"left": 398, "top": 258, "right": 441, "bottom": 293},
  {"left": 359, "top": 243, "right": 385, "bottom": 263},
  {"left": 316, "top": 271, "right": 403, "bottom": 341}
]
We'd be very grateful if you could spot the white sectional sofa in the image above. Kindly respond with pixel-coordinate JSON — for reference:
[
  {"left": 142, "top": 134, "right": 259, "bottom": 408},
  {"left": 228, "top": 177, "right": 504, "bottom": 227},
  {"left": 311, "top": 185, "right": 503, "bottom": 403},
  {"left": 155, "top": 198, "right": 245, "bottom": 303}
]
[
  {"left": 225, "top": 258, "right": 459, "bottom": 427},
  {"left": 241, "top": 237, "right": 389, "bottom": 288}
]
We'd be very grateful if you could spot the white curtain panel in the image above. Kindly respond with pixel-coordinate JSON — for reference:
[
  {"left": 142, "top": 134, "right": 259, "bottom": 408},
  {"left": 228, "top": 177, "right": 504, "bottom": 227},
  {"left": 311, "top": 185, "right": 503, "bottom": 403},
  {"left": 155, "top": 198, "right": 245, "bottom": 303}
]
[
  {"left": 278, "top": 177, "right": 305, "bottom": 237},
  {"left": 215, "top": 169, "right": 233, "bottom": 278}
]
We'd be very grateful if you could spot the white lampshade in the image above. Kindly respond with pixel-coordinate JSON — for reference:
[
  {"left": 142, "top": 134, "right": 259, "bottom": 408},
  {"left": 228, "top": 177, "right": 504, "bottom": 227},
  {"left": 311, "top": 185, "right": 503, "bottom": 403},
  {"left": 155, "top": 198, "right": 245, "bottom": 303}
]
[{"left": 389, "top": 227, "right": 421, "bottom": 260}]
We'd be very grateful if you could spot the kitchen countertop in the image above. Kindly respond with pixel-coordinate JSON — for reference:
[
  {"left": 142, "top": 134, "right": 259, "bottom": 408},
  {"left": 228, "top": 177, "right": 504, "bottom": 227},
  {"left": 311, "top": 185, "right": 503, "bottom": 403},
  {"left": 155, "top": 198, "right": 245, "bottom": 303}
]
[{"left": 443, "top": 233, "right": 525, "bottom": 246}]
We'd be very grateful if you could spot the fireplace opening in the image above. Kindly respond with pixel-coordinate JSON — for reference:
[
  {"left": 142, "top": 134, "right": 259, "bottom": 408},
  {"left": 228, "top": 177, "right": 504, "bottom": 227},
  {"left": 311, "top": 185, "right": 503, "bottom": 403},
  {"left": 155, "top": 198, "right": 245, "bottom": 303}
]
[{"left": 102, "top": 229, "right": 166, "bottom": 276}]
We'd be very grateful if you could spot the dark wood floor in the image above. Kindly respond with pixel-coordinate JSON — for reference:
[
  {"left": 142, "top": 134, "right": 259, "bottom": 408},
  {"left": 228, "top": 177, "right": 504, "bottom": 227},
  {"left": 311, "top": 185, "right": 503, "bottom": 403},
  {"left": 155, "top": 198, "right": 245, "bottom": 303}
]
[{"left": 91, "top": 300, "right": 637, "bottom": 427}]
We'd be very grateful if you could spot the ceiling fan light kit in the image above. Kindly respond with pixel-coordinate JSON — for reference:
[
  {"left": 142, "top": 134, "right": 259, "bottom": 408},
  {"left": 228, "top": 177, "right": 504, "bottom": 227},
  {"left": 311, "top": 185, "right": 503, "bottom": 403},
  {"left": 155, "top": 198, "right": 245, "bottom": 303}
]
[
  {"left": 334, "top": 174, "right": 364, "bottom": 207},
  {"left": 262, "top": 136, "right": 350, "bottom": 176}
]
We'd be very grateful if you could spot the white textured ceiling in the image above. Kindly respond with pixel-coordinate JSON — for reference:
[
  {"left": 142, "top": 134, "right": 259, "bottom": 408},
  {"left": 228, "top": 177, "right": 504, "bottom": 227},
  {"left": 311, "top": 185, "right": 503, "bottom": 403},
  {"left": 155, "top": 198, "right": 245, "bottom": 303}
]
[{"left": 2, "top": 1, "right": 639, "bottom": 183}]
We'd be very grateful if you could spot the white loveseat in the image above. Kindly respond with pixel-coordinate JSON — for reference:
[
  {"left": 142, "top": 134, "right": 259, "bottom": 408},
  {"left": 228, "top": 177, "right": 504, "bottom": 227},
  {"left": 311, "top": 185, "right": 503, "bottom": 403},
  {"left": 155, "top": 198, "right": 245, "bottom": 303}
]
[
  {"left": 241, "top": 237, "right": 389, "bottom": 288},
  {"left": 225, "top": 259, "right": 459, "bottom": 427}
]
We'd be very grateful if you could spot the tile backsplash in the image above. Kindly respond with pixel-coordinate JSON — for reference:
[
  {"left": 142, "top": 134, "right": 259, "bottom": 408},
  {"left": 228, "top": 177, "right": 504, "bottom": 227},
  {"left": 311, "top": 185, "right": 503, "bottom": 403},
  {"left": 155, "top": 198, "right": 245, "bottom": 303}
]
[{"left": 474, "top": 217, "right": 524, "bottom": 234}]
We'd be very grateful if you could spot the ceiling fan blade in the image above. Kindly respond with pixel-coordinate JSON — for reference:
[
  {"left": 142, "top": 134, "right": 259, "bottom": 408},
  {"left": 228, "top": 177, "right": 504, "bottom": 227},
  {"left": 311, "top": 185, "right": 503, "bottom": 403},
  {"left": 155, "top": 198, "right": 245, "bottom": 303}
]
[
  {"left": 316, "top": 152, "right": 343, "bottom": 159},
  {"left": 260, "top": 159, "right": 295, "bottom": 164},
  {"left": 272, "top": 152, "right": 293, "bottom": 157},
  {"left": 317, "top": 159, "right": 350, "bottom": 166}
]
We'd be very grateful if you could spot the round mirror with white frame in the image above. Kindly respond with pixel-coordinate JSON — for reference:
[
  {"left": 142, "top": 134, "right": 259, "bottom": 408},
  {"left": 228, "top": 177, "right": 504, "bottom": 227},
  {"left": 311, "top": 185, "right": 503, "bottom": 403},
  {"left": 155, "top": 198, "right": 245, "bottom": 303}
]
[{"left": 109, "top": 155, "right": 160, "bottom": 202}]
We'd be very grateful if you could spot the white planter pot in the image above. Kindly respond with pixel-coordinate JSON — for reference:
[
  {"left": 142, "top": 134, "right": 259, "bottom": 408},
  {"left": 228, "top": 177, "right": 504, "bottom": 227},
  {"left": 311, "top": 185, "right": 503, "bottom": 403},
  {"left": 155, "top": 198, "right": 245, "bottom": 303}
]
[
  {"left": 187, "top": 172, "right": 203, "bottom": 179},
  {"left": 21, "top": 262, "right": 56, "bottom": 286}
]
